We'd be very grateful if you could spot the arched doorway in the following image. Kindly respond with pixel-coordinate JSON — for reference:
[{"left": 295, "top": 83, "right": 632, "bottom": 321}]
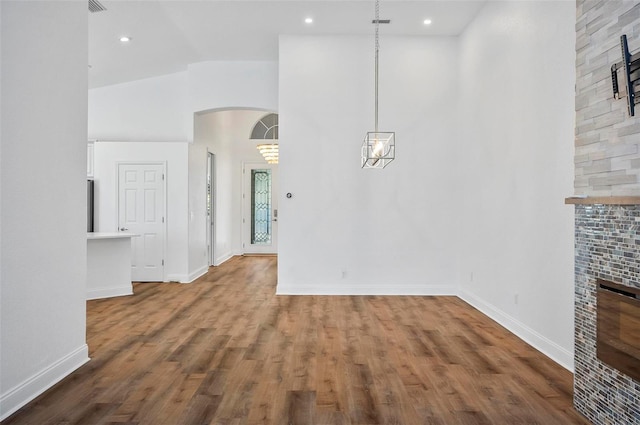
[{"left": 193, "top": 109, "right": 279, "bottom": 264}]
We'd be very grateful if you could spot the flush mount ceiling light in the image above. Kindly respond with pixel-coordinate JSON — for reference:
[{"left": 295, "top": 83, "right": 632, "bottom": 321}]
[
  {"left": 361, "top": 0, "right": 395, "bottom": 169},
  {"left": 119, "top": 36, "right": 131, "bottom": 42},
  {"left": 305, "top": 17, "right": 313, "bottom": 24},
  {"left": 423, "top": 18, "right": 432, "bottom": 25}
]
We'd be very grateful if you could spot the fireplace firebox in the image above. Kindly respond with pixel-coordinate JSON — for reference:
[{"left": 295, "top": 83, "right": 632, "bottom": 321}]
[{"left": 597, "top": 279, "right": 640, "bottom": 382}]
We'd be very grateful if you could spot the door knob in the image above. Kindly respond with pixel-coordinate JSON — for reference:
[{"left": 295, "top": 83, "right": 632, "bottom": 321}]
[{"left": 120, "top": 227, "right": 128, "bottom": 231}]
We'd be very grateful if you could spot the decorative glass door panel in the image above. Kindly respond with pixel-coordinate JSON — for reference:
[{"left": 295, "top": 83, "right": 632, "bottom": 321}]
[
  {"left": 243, "top": 163, "right": 278, "bottom": 254},
  {"left": 251, "top": 169, "right": 272, "bottom": 244}
]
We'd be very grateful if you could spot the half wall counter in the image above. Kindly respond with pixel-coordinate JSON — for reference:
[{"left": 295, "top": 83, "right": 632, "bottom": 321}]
[{"left": 87, "top": 232, "right": 138, "bottom": 300}]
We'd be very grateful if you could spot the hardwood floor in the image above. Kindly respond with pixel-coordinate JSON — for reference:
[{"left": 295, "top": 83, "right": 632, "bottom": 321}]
[{"left": 2, "top": 256, "right": 589, "bottom": 425}]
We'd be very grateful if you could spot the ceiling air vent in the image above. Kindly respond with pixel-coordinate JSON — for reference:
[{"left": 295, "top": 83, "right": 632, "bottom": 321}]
[{"left": 88, "top": 0, "right": 107, "bottom": 13}]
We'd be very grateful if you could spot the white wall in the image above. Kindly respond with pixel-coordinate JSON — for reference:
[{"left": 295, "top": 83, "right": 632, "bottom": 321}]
[
  {"left": 457, "top": 0, "right": 575, "bottom": 369},
  {"left": 88, "top": 72, "right": 189, "bottom": 142},
  {"left": 188, "top": 142, "right": 209, "bottom": 279},
  {"left": 93, "top": 141, "right": 190, "bottom": 282},
  {"left": 193, "top": 109, "right": 270, "bottom": 265},
  {"left": 0, "top": 1, "right": 89, "bottom": 419},
  {"left": 188, "top": 61, "right": 278, "bottom": 117},
  {"left": 194, "top": 113, "right": 234, "bottom": 265},
  {"left": 88, "top": 61, "right": 278, "bottom": 143},
  {"left": 278, "top": 36, "right": 460, "bottom": 295}
]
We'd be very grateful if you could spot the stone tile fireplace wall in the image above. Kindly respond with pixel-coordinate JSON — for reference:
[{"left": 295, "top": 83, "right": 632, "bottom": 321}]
[
  {"left": 574, "top": 1, "right": 640, "bottom": 423},
  {"left": 574, "top": 203, "right": 640, "bottom": 424},
  {"left": 575, "top": 1, "right": 640, "bottom": 195}
]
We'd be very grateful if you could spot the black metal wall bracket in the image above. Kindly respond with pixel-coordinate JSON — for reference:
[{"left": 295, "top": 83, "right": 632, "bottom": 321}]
[{"left": 611, "top": 34, "right": 640, "bottom": 116}]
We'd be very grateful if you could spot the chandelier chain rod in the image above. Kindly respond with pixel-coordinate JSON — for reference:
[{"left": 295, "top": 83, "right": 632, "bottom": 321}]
[{"left": 374, "top": 0, "right": 379, "bottom": 133}]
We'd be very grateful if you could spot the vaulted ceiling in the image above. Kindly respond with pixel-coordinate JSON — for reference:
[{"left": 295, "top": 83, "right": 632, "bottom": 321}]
[{"left": 89, "top": 0, "right": 487, "bottom": 88}]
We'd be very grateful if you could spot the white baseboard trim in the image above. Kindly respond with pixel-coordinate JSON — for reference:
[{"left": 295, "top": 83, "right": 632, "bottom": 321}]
[
  {"left": 0, "top": 344, "right": 90, "bottom": 421},
  {"left": 166, "top": 267, "right": 209, "bottom": 284},
  {"left": 187, "top": 266, "right": 209, "bottom": 283},
  {"left": 165, "top": 273, "right": 188, "bottom": 283},
  {"left": 214, "top": 251, "right": 234, "bottom": 266},
  {"left": 277, "top": 283, "right": 457, "bottom": 296},
  {"left": 458, "top": 288, "right": 574, "bottom": 372},
  {"left": 87, "top": 286, "right": 133, "bottom": 300}
]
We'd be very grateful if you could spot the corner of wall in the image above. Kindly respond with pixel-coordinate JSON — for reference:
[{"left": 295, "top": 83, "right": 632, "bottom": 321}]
[
  {"left": 458, "top": 289, "right": 574, "bottom": 371},
  {"left": 187, "top": 265, "right": 209, "bottom": 283},
  {"left": 215, "top": 251, "right": 234, "bottom": 267}
]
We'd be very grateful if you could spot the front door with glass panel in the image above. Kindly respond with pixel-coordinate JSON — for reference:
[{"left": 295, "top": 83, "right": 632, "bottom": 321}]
[{"left": 243, "top": 163, "right": 278, "bottom": 254}]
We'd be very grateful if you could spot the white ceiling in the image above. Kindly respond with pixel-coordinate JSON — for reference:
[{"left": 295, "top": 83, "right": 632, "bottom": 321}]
[{"left": 88, "top": 0, "right": 487, "bottom": 88}]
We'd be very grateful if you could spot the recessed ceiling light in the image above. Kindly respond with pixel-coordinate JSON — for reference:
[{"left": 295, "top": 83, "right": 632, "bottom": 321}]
[
  {"left": 305, "top": 17, "right": 313, "bottom": 24},
  {"left": 423, "top": 19, "right": 432, "bottom": 25},
  {"left": 119, "top": 36, "right": 131, "bottom": 42}
]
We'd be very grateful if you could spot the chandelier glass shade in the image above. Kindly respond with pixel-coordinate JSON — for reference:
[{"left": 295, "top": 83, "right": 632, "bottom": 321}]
[
  {"left": 257, "top": 143, "right": 278, "bottom": 164},
  {"left": 361, "top": 131, "right": 395, "bottom": 168}
]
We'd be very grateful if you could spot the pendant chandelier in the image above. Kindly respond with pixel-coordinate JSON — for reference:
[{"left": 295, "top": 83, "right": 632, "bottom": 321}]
[
  {"left": 361, "top": 0, "right": 395, "bottom": 169},
  {"left": 257, "top": 143, "right": 278, "bottom": 164}
]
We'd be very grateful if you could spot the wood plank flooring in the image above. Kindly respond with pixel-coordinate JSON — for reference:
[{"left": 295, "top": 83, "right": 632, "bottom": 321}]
[{"left": 2, "top": 256, "right": 589, "bottom": 425}]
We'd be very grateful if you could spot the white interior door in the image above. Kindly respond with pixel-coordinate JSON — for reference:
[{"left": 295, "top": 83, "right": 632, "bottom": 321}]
[
  {"left": 243, "top": 163, "right": 278, "bottom": 254},
  {"left": 118, "top": 163, "right": 166, "bottom": 281}
]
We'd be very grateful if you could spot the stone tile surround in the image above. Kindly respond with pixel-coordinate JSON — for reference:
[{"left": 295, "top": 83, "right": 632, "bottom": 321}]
[
  {"left": 574, "top": 204, "right": 640, "bottom": 424},
  {"left": 575, "top": 0, "right": 640, "bottom": 196},
  {"left": 574, "top": 1, "right": 640, "bottom": 422}
]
